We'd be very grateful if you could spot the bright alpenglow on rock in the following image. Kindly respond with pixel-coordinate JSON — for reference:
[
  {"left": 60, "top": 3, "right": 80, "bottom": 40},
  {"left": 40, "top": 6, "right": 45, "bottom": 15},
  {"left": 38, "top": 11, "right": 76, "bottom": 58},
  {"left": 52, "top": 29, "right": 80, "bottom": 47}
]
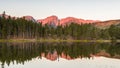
[{"left": 0, "top": 0, "right": 120, "bottom": 68}]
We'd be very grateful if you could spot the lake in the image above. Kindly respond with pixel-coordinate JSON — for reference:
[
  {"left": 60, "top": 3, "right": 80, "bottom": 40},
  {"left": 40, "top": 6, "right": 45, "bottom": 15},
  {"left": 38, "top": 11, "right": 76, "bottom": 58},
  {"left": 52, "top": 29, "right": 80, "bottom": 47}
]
[{"left": 0, "top": 42, "right": 120, "bottom": 68}]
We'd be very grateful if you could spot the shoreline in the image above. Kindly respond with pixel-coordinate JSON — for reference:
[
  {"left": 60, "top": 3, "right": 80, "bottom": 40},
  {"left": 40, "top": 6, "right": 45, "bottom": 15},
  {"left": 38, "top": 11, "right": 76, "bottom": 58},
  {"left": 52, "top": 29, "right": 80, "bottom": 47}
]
[{"left": 0, "top": 39, "right": 119, "bottom": 43}]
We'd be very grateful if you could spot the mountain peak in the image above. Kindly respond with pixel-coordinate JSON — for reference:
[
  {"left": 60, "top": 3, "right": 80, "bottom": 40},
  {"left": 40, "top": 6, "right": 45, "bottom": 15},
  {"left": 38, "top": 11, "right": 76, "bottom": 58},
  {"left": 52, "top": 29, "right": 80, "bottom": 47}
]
[
  {"left": 47, "top": 15, "right": 58, "bottom": 18},
  {"left": 22, "top": 16, "right": 36, "bottom": 22},
  {"left": 37, "top": 15, "right": 59, "bottom": 25},
  {"left": 0, "top": 14, "right": 10, "bottom": 19},
  {"left": 37, "top": 16, "right": 100, "bottom": 26}
]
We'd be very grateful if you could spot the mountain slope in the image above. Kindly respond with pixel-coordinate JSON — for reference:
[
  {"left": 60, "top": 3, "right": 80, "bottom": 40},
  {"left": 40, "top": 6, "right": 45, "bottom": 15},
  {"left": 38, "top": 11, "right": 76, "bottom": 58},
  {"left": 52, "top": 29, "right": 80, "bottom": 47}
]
[
  {"left": 94, "top": 19, "right": 120, "bottom": 28},
  {"left": 37, "top": 16, "right": 99, "bottom": 26},
  {"left": 37, "top": 15, "right": 59, "bottom": 26},
  {"left": 22, "top": 16, "right": 36, "bottom": 22}
]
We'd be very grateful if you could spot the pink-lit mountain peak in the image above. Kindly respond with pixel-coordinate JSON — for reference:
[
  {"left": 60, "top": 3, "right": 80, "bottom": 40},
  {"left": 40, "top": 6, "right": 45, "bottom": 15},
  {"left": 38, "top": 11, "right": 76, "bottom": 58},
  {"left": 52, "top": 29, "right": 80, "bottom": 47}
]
[
  {"left": 37, "top": 16, "right": 100, "bottom": 26},
  {"left": 60, "top": 16, "right": 100, "bottom": 25},
  {"left": 45, "top": 15, "right": 58, "bottom": 19},
  {"left": 37, "top": 15, "right": 59, "bottom": 25},
  {"left": 0, "top": 14, "right": 11, "bottom": 19},
  {"left": 22, "top": 15, "right": 36, "bottom": 22}
]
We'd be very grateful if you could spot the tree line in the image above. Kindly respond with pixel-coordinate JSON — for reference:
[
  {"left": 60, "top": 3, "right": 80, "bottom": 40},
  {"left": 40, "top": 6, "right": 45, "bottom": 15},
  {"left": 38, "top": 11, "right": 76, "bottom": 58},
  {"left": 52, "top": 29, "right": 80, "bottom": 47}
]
[{"left": 0, "top": 12, "right": 120, "bottom": 40}]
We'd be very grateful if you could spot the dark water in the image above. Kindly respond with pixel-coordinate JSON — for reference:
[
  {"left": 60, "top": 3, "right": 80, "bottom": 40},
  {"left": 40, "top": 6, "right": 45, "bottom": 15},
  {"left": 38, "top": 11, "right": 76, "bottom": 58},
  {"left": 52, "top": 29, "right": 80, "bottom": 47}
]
[{"left": 0, "top": 42, "right": 120, "bottom": 68}]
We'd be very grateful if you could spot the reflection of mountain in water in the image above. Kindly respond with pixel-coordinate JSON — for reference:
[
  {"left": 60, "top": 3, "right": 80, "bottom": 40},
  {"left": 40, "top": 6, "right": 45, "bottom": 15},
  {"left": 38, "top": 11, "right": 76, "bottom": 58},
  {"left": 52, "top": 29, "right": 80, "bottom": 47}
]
[{"left": 0, "top": 42, "right": 120, "bottom": 67}]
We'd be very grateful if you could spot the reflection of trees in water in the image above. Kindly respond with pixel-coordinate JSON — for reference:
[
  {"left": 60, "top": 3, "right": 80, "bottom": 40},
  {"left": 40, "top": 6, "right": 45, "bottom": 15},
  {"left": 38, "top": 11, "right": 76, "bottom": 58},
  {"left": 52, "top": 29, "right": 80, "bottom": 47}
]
[
  {"left": 107, "top": 43, "right": 120, "bottom": 57},
  {"left": 0, "top": 42, "right": 120, "bottom": 67}
]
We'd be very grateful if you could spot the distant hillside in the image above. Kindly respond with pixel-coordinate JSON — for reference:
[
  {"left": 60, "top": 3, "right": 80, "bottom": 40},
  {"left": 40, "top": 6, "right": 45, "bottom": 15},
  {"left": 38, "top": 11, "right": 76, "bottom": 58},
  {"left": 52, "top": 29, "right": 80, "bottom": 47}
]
[{"left": 94, "top": 20, "right": 120, "bottom": 29}]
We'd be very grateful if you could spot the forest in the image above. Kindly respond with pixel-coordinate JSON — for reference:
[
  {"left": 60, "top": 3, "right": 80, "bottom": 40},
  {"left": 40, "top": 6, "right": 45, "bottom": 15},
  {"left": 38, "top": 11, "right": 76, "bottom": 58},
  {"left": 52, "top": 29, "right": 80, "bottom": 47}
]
[{"left": 0, "top": 12, "right": 120, "bottom": 40}]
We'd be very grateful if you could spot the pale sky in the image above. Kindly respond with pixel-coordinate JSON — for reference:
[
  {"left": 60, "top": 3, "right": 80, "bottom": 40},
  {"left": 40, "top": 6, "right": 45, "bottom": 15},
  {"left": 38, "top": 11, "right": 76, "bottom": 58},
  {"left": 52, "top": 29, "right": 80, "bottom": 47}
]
[{"left": 0, "top": 0, "right": 120, "bottom": 21}]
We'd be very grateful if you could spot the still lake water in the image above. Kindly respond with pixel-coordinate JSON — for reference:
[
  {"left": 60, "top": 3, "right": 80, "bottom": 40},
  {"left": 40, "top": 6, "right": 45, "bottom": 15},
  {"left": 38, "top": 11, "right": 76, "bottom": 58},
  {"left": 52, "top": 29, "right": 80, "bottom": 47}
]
[{"left": 0, "top": 42, "right": 120, "bottom": 68}]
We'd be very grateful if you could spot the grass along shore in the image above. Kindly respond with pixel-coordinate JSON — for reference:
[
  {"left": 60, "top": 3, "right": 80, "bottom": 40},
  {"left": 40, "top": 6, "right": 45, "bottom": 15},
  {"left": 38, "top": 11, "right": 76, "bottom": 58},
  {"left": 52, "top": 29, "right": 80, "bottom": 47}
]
[{"left": 0, "top": 39, "right": 119, "bottom": 42}]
